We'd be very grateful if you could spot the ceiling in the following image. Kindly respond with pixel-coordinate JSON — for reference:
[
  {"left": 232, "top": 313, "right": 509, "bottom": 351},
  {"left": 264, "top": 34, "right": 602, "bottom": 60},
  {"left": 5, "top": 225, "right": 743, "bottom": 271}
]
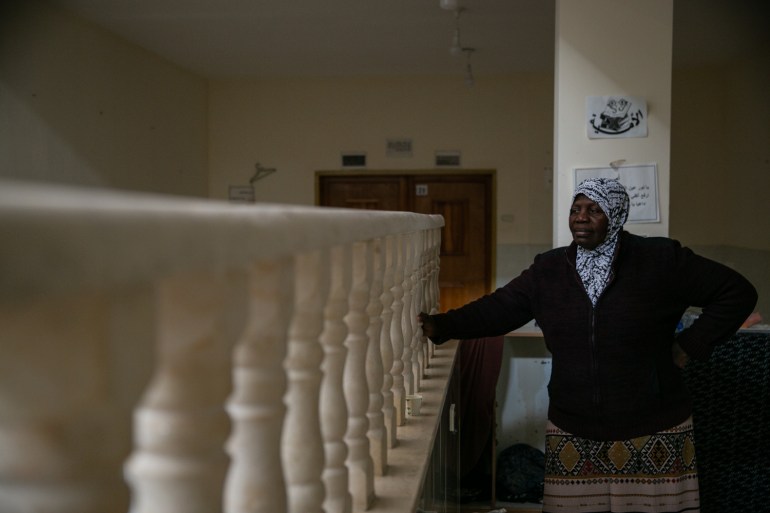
[{"left": 47, "top": 0, "right": 767, "bottom": 79}]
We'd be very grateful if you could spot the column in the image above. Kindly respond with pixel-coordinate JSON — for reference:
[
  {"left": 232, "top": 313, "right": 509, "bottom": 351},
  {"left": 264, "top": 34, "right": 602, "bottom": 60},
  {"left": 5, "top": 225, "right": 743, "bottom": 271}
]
[{"left": 553, "top": 0, "right": 672, "bottom": 244}]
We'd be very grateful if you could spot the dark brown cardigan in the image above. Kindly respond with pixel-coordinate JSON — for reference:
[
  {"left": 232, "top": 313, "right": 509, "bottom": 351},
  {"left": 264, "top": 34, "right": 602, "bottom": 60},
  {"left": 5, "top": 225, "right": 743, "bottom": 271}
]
[{"left": 427, "top": 232, "right": 757, "bottom": 440}]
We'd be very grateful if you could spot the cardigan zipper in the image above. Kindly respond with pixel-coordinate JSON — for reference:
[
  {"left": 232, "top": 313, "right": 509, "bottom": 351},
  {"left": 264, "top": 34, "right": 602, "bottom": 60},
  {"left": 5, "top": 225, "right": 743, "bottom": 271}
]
[
  {"left": 567, "top": 253, "right": 604, "bottom": 411},
  {"left": 590, "top": 307, "right": 601, "bottom": 409},
  {"left": 566, "top": 245, "right": 618, "bottom": 412},
  {"left": 591, "top": 269, "right": 616, "bottom": 410}
]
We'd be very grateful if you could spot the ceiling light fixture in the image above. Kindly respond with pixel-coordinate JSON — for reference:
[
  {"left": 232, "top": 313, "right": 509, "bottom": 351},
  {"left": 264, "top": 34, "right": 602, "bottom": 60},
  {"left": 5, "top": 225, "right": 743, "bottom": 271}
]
[
  {"left": 441, "top": 1, "right": 476, "bottom": 86},
  {"left": 463, "top": 48, "right": 475, "bottom": 87},
  {"left": 449, "top": 8, "right": 465, "bottom": 57}
]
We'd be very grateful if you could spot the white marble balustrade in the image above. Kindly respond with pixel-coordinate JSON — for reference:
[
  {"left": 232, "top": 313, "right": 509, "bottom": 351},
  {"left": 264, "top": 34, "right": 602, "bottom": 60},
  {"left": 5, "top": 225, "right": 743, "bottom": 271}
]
[{"left": 0, "top": 180, "right": 453, "bottom": 513}]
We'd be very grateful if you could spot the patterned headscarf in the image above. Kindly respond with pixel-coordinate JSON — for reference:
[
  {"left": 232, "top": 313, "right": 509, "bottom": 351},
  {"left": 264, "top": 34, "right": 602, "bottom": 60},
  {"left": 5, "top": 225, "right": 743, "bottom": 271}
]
[{"left": 572, "top": 178, "right": 630, "bottom": 305}]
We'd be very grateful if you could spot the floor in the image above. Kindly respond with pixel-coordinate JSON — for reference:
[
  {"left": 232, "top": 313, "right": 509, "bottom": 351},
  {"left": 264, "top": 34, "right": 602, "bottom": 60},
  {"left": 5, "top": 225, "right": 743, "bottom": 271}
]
[{"left": 458, "top": 501, "right": 542, "bottom": 513}]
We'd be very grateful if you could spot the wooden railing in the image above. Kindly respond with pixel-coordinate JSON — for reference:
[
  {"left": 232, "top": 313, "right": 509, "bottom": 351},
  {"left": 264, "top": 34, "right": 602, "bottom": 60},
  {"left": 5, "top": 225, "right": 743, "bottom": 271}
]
[{"left": 0, "top": 180, "right": 454, "bottom": 513}]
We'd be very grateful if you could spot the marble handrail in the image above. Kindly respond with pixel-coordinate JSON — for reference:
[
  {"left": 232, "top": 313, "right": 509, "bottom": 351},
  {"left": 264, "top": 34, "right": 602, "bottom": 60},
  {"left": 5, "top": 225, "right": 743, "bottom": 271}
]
[{"left": 0, "top": 180, "right": 448, "bottom": 513}]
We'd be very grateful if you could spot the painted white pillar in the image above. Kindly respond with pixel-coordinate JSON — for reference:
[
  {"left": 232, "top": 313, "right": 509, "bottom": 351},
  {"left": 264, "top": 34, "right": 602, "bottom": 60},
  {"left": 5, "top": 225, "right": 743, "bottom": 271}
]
[
  {"left": 283, "top": 250, "right": 330, "bottom": 513},
  {"left": 320, "top": 245, "right": 353, "bottom": 513},
  {"left": 225, "top": 259, "right": 294, "bottom": 513},
  {"left": 554, "top": 0, "right": 673, "bottom": 245}
]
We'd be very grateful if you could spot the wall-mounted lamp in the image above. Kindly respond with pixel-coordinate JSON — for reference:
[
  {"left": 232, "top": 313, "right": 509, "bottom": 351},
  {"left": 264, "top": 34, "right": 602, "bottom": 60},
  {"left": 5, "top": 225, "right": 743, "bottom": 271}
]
[
  {"left": 440, "top": 0, "right": 459, "bottom": 10},
  {"left": 249, "top": 162, "right": 276, "bottom": 184}
]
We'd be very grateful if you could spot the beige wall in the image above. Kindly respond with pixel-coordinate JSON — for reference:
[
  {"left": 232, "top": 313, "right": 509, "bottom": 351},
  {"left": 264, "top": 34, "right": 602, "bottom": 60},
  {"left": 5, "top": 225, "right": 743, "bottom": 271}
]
[
  {"left": 724, "top": 51, "right": 770, "bottom": 252},
  {"left": 670, "top": 66, "right": 730, "bottom": 245},
  {"left": 0, "top": 0, "right": 209, "bottom": 197},
  {"left": 208, "top": 75, "right": 554, "bottom": 246},
  {"left": 670, "top": 45, "right": 770, "bottom": 315},
  {"left": 671, "top": 52, "right": 770, "bottom": 252}
]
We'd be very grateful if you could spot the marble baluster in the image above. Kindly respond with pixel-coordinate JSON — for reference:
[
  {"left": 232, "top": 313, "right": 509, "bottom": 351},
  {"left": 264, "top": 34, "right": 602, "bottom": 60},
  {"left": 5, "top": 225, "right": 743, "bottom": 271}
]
[
  {"left": 423, "top": 229, "right": 434, "bottom": 365},
  {"left": 344, "top": 241, "right": 375, "bottom": 511},
  {"left": 418, "top": 230, "right": 429, "bottom": 378},
  {"left": 0, "top": 289, "right": 154, "bottom": 513},
  {"left": 127, "top": 270, "right": 247, "bottom": 513},
  {"left": 408, "top": 232, "right": 422, "bottom": 393},
  {"left": 283, "top": 249, "right": 330, "bottom": 513},
  {"left": 430, "top": 227, "right": 442, "bottom": 316},
  {"left": 389, "top": 235, "right": 407, "bottom": 427},
  {"left": 379, "top": 235, "right": 397, "bottom": 448},
  {"left": 428, "top": 228, "right": 442, "bottom": 361},
  {"left": 225, "top": 259, "right": 294, "bottom": 513},
  {"left": 400, "top": 233, "right": 415, "bottom": 397},
  {"left": 366, "top": 238, "right": 387, "bottom": 476},
  {"left": 320, "top": 246, "right": 353, "bottom": 513}
]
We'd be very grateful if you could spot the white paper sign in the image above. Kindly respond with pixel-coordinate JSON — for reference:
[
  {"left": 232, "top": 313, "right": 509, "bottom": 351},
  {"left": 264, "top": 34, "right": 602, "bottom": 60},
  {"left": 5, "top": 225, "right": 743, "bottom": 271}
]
[
  {"left": 586, "top": 95, "right": 647, "bottom": 139},
  {"left": 228, "top": 185, "right": 255, "bottom": 203},
  {"left": 574, "top": 164, "right": 659, "bottom": 223}
]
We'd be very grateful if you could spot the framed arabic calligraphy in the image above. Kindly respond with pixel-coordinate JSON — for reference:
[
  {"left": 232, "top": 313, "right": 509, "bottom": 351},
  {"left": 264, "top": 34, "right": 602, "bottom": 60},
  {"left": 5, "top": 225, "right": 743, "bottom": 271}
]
[{"left": 586, "top": 95, "right": 647, "bottom": 139}]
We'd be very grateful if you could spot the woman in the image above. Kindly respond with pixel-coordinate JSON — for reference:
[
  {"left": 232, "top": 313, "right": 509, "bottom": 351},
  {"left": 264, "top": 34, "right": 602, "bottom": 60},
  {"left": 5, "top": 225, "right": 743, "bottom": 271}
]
[{"left": 419, "top": 178, "right": 757, "bottom": 513}]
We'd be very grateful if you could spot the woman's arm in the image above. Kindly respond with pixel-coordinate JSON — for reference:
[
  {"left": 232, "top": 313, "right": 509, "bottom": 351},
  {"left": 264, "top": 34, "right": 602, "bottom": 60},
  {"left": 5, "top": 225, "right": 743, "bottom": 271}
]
[
  {"left": 674, "top": 246, "right": 758, "bottom": 361},
  {"left": 418, "top": 267, "right": 538, "bottom": 345}
]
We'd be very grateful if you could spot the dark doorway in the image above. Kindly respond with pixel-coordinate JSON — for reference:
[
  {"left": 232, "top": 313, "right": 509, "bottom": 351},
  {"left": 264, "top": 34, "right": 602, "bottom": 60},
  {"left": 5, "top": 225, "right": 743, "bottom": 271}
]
[{"left": 317, "top": 172, "right": 494, "bottom": 312}]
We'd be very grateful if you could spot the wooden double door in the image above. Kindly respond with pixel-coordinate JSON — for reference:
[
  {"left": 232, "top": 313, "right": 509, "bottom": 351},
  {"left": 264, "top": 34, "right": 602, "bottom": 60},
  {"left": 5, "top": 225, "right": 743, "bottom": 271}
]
[{"left": 317, "top": 173, "right": 493, "bottom": 312}]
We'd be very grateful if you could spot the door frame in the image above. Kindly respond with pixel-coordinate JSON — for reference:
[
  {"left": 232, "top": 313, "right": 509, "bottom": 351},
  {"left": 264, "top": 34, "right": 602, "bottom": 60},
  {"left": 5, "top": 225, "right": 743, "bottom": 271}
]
[{"left": 315, "top": 169, "right": 497, "bottom": 295}]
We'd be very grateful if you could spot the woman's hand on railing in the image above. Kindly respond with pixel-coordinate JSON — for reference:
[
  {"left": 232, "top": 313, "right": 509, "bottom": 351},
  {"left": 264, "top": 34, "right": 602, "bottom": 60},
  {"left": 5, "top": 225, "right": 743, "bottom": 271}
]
[{"left": 418, "top": 312, "right": 437, "bottom": 340}]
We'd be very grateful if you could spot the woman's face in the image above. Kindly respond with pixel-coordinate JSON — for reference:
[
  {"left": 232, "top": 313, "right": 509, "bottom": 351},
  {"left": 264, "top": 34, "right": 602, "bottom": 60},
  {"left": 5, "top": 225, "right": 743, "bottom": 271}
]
[{"left": 569, "top": 194, "right": 609, "bottom": 250}]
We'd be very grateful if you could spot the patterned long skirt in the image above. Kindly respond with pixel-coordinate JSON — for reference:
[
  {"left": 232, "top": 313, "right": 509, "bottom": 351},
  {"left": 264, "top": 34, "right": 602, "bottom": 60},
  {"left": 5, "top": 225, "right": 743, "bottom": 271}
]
[{"left": 542, "top": 417, "right": 700, "bottom": 513}]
